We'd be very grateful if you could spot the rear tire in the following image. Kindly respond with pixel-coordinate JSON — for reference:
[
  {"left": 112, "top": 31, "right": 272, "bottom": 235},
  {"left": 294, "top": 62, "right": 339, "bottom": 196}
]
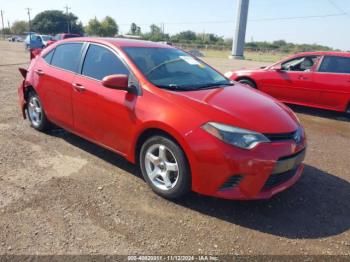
[
  {"left": 238, "top": 79, "right": 256, "bottom": 89},
  {"left": 346, "top": 103, "right": 350, "bottom": 114},
  {"left": 139, "top": 135, "right": 191, "bottom": 199},
  {"left": 26, "top": 91, "right": 51, "bottom": 132}
]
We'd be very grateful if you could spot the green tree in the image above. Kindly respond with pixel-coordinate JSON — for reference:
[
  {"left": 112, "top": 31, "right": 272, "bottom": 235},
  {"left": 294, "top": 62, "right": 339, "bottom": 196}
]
[
  {"left": 129, "top": 23, "right": 141, "bottom": 35},
  {"left": 0, "top": 28, "right": 11, "bottom": 35},
  {"left": 150, "top": 24, "right": 162, "bottom": 35},
  {"left": 130, "top": 23, "right": 137, "bottom": 35},
  {"left": 85, "top": 17, "right": 101, "bottom": 36},
  {"left": 135, "top": 26, "right": 141, "bottom": 35},
  {"left": 100, "top": 16, "right": 118, "bottom": 37},
  {"left": 143, "top": 24, "right": 167, "bottom": 41},
  {"left": 171, "top": 30, "right": 196, "bottom": 43},
  {"left": 11, "top": 20, "right": 29, "bottom": 34},
  {"left": 31, "top": 10, "right": 83, "bottom": 35}
]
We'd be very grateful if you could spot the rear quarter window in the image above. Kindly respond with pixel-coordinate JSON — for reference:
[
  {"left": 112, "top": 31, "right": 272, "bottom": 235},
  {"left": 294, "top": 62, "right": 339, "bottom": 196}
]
[
  {"left": 51, "top": 43, "right": 83, "bottom": 72},
  {"left": 43, "top": 49, "right": 54, "bottom": 64}
]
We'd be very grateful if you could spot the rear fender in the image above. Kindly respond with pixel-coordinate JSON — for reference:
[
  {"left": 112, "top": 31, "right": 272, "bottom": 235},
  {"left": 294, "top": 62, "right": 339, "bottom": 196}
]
[{"left": 18, "top": 67, "right": 33, "bottom": 119}]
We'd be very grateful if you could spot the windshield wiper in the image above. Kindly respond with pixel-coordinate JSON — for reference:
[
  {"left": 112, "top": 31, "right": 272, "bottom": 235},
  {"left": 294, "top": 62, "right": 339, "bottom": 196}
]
[
  {"left": 194, "top": 82, "right": 234, "bottom": 90},
  {"left": 156, "top": 84, "right": 189, "bottom": 91}
]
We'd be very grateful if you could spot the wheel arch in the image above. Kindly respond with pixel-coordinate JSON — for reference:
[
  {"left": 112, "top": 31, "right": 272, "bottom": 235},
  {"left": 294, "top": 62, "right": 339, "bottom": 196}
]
[
  {"left": 133, "top": 126, "right": 192, "bottom": 167},
  {"left": 236, "top": 76, "right": 258, "bottom": 89},
  {"left": 346, "top": 100, "right": 350, "bottom": 114},
  {"left": 19, "top": 84, "right": 36, "bottom": 119}
]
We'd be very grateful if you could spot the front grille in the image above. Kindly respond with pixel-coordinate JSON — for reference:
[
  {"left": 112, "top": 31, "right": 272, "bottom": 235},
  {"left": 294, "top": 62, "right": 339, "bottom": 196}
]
[
  {"left": 263, "top": 167, "right": 299, "bottom": 191},
  {"left": 272, "top": 149, "right": 306, "bottom": 174},
  {"left": 219, "top": 175, "right": 243, "bottom": 191},
  {"left": 264, "top": 131, "right": 296, "bottom": 142}
]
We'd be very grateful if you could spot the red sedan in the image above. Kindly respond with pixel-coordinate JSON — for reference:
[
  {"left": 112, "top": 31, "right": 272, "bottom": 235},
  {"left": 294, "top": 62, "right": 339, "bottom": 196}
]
[
  {"left": 18, "top": 38, "right": 306, "bottom": 200},
  {"left": 46, "top": 33, "right": 81, "bottom": 47},
  {"left": 226, "top": 52, "right": 350, "bottom": 113}
]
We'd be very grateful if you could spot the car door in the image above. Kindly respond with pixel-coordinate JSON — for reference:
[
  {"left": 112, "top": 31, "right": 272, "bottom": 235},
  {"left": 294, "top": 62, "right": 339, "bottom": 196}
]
[
  {"left": 313, "top": 55, "right": 350, "bottom": 111},
  {"left": 39, "top": 43, "right": 84, "bottom": 129},
  {"left": 30, "top": 34, "right": 43, "bottom": 49},
  {"left": 72, "top": 43, "right": 139, "bottom": 155},
  {"left": 260, "top": 56, "right": 320, "bottom": 104}
]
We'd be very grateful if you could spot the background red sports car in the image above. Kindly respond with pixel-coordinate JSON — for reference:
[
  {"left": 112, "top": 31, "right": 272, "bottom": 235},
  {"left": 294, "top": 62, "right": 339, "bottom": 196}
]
[{"left": 226, "top": 52, "right": 350, "bottom": 113}]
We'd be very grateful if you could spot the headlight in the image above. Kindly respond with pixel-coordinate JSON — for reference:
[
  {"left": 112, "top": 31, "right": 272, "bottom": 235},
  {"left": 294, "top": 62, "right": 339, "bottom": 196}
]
[
  {"left": 202, "top": 122, "right": 270, "bottom": 149},
  {"left": 224, "top": 71, "right": 233, "bottom": 78}
]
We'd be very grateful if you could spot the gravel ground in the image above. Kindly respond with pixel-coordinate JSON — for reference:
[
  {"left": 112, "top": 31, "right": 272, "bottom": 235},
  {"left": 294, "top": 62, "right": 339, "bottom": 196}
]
[{"left": 0, "top": 41, "right": 349, "bottom": 256}]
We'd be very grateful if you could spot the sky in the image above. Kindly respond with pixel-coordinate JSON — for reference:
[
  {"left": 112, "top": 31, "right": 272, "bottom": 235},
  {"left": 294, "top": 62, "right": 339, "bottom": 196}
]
[{"left": 1, "top": 0, "right": 350, "bottom": 50}]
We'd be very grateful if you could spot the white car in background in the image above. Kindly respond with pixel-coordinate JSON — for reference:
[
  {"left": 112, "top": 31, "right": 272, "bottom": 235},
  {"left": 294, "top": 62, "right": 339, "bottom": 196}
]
[{"left": 38, "top": 35, "right": 54, "bottom": 47}]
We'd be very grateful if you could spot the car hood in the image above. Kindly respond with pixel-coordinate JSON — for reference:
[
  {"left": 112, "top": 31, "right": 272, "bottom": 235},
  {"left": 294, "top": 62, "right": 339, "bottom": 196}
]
[
  {"left": 172, "top": 84, "right": 298, "bottom": 134},
  {"left": 232, "top": 68, "right": 266, "bottom": 75}
]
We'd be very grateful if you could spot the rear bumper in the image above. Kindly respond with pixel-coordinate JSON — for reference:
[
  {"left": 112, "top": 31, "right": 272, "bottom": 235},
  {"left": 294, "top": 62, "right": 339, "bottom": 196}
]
[{"left": 18, "top": 81, "right": 26, "bottom": 119}]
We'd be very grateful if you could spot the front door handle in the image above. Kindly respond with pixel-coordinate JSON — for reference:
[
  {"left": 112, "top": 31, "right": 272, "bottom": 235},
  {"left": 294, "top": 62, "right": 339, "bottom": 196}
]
[
  {"left": 298, "top": 75, "right": 308, "bottom": 80},
  {"left": 72, "top": 83, "right": 85, "bottom": 92},
  {"left": 34, "top": 69, "right": 45, "bottom": 76}
]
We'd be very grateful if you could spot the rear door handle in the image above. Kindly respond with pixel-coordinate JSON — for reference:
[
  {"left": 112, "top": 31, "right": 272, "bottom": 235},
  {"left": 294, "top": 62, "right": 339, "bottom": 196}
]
[
  {"left": 34, "top": 69, "right": 45, "bottom": 76},
  {"left": 72, "top": 83, "right": 86, "bottom": 92}
]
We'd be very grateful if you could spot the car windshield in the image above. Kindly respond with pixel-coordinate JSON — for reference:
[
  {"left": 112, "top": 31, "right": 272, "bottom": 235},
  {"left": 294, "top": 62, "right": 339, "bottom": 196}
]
[
  {"left": 122, "top": 47, "right": 232, "bottom": 91},
  {"left": 54, "top": 35, "right": 62, "bottom": 41},
  {"left": 41, "top": 35, "right": 52, "bottom": 41}
]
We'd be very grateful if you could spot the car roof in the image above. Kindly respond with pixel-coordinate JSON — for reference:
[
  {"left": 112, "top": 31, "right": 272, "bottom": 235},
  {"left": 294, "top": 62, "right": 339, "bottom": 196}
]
[
  {"left": 59, "top": 37, "right": 173, "bottom": 48},
  {"left": 294, "top": 51, "right": 350, "bottom": 58}
]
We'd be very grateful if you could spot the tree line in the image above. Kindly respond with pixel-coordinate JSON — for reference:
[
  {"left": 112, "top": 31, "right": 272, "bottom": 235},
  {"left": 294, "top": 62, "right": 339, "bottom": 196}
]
[{"left": 1, "top": 9, "right": 337, "bottom": 52}]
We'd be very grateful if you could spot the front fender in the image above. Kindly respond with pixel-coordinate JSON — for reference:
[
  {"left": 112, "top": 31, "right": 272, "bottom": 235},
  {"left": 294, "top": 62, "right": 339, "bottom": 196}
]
[{"left": 128, "top": 121, "right": 197, "bottom": 165}]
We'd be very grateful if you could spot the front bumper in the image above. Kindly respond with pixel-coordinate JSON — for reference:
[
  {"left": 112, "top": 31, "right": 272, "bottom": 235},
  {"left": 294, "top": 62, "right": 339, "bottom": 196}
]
[
  {"left": 185, "top": 127, "right": 306, "bottom": 200},
  {"left": 216, "top": 163, "right": 304, "bottom": 200}
]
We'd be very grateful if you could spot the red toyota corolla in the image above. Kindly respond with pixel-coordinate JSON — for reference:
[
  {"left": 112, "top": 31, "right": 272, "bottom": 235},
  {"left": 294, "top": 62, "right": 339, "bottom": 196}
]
[
  {"left": 225, "top": 51, "right": 350, "bottom": 113},
  {"left": 18, "top": 38, "right": 306, "bottom": 200}
]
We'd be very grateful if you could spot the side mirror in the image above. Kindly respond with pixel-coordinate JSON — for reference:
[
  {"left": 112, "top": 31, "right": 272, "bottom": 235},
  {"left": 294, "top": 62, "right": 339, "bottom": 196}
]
[
  {"left": 271, "top": 65, "right": 283, "bottom": 71},
  {"left": 102, "top": 74, "right": 129, "bottom": 90}
]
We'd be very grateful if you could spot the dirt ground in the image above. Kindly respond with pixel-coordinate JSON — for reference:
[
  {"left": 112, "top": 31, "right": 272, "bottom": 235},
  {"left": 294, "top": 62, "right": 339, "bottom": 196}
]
[{"left": 0, "top": 41, "right": 349, "bottom": 256}]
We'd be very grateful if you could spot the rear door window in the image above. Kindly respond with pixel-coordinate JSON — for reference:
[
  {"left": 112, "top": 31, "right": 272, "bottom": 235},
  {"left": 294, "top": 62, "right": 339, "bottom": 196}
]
[
  {"left": 81, "top": 44, "right": 129, "bottom": 80},
  {"left": 51, "top": 43, "right": 83, "bottom": 73},
  {"left": 318, "top": 56, "right": 350, "bottom": 74}
]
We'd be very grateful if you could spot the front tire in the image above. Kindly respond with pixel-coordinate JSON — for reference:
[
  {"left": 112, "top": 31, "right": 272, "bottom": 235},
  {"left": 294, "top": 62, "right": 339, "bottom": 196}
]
[
  {"left": 238, "top": 78, "right": 256, "bottom": 89},
  {"left": 26, "top": 91, "right": 51, "bottom": 131},
  {"left": 139, "top": 135, "right": 191, "bottom": 199}
]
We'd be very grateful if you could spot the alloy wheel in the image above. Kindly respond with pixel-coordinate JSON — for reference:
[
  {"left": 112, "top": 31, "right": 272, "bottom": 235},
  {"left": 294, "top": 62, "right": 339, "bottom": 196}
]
[
  {"left": 28, "top": 96, "right": 42, "bottom": 127},
  {"left": 144, "top": 144, "right": 179, "bottom": 191}
]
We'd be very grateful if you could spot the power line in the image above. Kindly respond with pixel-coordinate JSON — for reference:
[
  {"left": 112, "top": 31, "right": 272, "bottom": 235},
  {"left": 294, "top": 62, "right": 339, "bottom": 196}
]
[
  {"left": 118, "top": 12, "right": 346, "bottom": 28},
  {"left": 327, "top": 0, "right": 346, "bottom": 13},
  {"left": 326, "top": 0, "right": 349, "bottom": 18},
  {"left": 249, "top": 12, "right": 347, "bottom": 22}
]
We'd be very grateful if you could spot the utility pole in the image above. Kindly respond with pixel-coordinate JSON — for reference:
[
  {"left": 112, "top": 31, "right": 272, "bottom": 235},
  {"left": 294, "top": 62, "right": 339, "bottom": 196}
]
[
  {"left": 0, "top": 10, "right": 4, "bottom": 39},
  {"left": 64, "top": 5, "right": 71, "bottom": 33},
  {"left": 25, "top": 8, "right": 32, "bottom": 31},
  {"left": 231, "top": 0, "right": 249, "bottom": 59}
]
